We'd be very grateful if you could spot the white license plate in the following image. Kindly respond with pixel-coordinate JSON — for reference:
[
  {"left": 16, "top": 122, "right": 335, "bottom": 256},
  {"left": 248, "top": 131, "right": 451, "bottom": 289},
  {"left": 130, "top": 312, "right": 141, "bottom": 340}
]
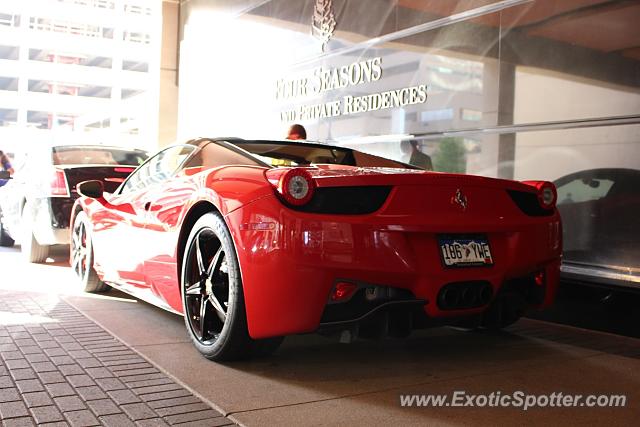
[{"left": 439, "top": 236, "right": 494, "bottom": 268}]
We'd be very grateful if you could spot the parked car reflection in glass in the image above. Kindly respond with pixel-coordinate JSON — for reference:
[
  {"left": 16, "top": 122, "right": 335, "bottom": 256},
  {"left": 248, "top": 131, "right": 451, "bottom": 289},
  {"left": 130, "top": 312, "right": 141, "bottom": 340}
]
[
  {"left": 555, "top": 168, "right": 640, "bottom": 289},
  {"left": 0, "top": 145, "right": 148, "bottom": 262}
]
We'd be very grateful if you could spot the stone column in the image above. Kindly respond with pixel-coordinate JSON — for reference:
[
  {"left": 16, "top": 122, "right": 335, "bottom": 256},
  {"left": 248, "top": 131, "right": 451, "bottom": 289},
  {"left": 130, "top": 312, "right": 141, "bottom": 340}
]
[
  {"left": 482, "top": 58, "right": 516, "bottom": 179},
  {"left": 157, "top": 0, "right": 179, "bottom": 148}
]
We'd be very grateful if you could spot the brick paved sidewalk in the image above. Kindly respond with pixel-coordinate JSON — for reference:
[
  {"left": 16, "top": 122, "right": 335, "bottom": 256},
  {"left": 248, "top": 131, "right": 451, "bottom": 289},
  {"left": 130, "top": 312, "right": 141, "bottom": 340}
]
[{"left": 0, "top": 290, "right": 234, "bottom": 427}]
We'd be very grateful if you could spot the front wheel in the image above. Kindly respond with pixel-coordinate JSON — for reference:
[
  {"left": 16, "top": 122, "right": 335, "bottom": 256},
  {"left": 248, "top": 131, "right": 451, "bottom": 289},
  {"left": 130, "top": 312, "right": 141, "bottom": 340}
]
[
  {"left": 181, "top": 212, "right": 282, "bottom": 361},
  {"left": 71, "top": 211, "right": 109, "bottom": 293}
]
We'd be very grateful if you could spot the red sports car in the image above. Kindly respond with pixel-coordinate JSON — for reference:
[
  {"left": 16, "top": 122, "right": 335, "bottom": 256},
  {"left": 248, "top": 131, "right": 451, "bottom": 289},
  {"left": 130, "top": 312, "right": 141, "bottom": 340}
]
[{"left": 71, "top": 138, "right": 562, "bottom": 361}]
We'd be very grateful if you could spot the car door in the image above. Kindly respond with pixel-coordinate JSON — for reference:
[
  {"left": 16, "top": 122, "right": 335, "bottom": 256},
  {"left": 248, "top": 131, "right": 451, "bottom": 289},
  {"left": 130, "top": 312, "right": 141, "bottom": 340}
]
[
  {"left": 95, "top": 145, "right": 196, "bottom": 288},
  {"left": 139, "top": 146, "right": 203, "bottom": 307}
]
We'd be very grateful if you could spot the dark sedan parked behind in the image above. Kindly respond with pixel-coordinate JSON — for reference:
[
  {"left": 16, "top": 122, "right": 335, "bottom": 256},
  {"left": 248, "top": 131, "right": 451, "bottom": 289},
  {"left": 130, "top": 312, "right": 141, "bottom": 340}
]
[
  {"left": 0, "top": 145, "right": 148, "bottom": 262},
  {"left": 555, "top": 168, "right": 640, "bottom": 290}
]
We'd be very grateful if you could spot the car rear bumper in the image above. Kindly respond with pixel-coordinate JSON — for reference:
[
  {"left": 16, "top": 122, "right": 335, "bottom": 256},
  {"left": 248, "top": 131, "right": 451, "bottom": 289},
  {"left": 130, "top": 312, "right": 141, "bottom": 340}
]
[
  {"left": 31, "top": 197, "right": 73, "bottom": 245},
  {"left": 227, "top": 195, "right": 562, "bottom": 339}
]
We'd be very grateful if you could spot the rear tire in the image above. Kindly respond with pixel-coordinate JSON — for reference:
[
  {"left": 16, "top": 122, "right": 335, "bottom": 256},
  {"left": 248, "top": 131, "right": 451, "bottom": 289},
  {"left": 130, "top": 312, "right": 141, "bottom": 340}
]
[
  {"left": 71, "top": 211, "right": 109, "bottom": 293},
  {"left": 21, "top": 204, "right": 48, "bottom": 263},
  {"left": 181, "top": 212, "right": 282, "bottom": 361},
  {"left": 252, "top": 337, "right": 285, "bottom": 358},
  {"left": 481, "top": 293, "right": 524, "bottom": 330}
]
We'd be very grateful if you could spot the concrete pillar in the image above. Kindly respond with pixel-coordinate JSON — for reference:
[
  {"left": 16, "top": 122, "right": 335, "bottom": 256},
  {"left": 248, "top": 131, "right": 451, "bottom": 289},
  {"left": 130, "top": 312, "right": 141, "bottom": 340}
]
[
  {"left": 110, "top": 0, "right": 124, "bottom": 141},
  {"left": 496, "top": 62, "right": 516, "bottom": 180},
  {"left": 482, "top": 59, "right": 516, "bottom": 179},
  {"left": 16, "top": 2, "right": 30, "bottom": 128},
  {"left": 157, "top": 0, "right": 179, "bottom": 148}
]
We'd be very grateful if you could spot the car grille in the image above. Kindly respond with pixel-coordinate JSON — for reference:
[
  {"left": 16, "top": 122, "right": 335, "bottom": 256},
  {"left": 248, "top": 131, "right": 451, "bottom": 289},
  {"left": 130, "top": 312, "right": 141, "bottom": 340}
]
[
  {"left": 291, "top": 185, "right": 392, "bottom": 215},
  {"left": 507, "top": 189, "right": 554, "bottom": 217}
]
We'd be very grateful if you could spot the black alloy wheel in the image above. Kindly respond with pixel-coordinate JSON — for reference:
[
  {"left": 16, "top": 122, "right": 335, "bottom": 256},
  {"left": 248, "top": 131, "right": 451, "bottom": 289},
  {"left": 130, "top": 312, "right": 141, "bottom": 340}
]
[
  {"left": 184, "top": 225, "right": 230, "bottom": 345},
  {"left": 71, "top": 212, "right": 108, "bottom": 293},
  {"left": 181, "top": 212, "right": 282, "bottom": 361}
]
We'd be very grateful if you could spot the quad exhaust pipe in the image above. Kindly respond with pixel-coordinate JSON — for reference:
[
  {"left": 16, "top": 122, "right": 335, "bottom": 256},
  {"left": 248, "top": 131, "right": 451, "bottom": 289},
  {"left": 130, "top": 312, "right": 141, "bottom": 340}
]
[{"left": 437, "top": 281, "right": 493, "bottom": 310}]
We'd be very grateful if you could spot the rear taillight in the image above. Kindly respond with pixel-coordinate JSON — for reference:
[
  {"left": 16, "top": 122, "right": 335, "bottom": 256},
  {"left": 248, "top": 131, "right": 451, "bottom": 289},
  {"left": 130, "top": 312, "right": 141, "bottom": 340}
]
[
  {"left": 330, "top": 282, "right": 358, "bottom": 302},
  {"left": 523, "top": 180, "right": 557, "bottom": 209},
  {"left": 266, "top": 168, "right": 315, "bottom": 206},
  {"left": 50, "top": 169, "right": 70, "bottom": 197},
  {"left": 534, "top": 270, "right": 545, "bottom": 286}
]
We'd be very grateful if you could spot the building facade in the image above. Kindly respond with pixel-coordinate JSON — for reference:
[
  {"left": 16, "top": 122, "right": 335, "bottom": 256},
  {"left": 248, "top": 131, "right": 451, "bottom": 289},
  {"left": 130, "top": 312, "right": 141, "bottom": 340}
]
[
  {"left": 176, "top": 0, "right": 640, "bottom": 284},
  {"left": 0, "top": 0, "right": 162, "bottom": 156},
  {"left": 177, "top": 0, "right": 640, "bottom": 182}
]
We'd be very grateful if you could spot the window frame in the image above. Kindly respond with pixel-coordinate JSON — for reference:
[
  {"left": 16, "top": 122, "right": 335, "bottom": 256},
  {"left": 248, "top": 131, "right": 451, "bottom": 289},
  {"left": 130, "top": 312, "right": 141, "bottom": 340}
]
[{"left": 117, "top": 144, "right": 197, "bottom": 195}]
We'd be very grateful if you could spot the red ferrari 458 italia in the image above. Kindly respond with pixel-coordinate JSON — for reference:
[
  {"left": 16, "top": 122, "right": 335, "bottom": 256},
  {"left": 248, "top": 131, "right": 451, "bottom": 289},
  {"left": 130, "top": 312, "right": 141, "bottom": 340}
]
[{"left": 71, "top": 138, "right": 562, "bottom": 361}]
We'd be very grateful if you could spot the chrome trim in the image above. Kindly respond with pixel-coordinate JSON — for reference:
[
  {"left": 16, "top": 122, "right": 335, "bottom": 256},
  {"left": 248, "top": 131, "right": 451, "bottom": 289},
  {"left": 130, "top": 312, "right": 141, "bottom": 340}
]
[
  {"left": 561, "top": 263, "right": 640, "bottom": 289},
  {"left": 411, "top": 114, "right": 640, "bottom": 141}
]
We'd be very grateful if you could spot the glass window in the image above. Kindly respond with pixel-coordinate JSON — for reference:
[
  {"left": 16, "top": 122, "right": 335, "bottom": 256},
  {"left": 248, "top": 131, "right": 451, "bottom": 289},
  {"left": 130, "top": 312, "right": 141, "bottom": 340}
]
[
  {"left": 121, "top": 145, "right": 195, "bottom": 194},
  {"left": 554, "top": 168, "right": 640, "bottom": 271},
  {"left": 353, "top": 150, "right": 416, "bottom": 169},
  {"left": 557, "top": 177, "right": 614, "bottom": 205},
  {"left": 0, "top": 108, "right": 17, "bottom": 127},
  {"left": 229, "top": 141, "right": 414, "bottom": 169},
  {"left": 52, "top": 147, "right": 147, "bottom": 166},
  {"left": 183, "top": 141, "right": 262, "bottom": 171}
]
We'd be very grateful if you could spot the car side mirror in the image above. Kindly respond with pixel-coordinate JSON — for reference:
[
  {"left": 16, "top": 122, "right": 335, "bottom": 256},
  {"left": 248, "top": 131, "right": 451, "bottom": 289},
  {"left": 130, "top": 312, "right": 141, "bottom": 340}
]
[
  {"left": 0, "top": 171, "right": 11, "bottom": 179},
  {"left": 77, "top": 180, "right": 104, "bottom": 199}
]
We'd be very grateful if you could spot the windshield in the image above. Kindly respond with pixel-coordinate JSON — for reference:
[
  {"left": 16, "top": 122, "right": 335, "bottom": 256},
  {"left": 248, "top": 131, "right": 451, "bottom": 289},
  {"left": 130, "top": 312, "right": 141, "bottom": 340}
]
[
  {"left": 232, "top": 141, "right": 416, "bottom": 169},
  {"left": 52, "top": 147, "right": 148, "bottom": 166}
]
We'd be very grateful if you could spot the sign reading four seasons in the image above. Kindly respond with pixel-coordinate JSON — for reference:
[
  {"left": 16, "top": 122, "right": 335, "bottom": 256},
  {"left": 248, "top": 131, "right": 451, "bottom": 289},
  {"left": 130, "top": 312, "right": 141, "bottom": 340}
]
[{"left": 276, "top": 57, "right": 428, "bottom": 122}]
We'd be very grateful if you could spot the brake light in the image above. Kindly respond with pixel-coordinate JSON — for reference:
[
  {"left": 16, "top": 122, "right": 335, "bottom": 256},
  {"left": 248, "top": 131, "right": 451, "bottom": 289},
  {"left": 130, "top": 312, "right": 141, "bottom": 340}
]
[
  {"left": 330, "top": 282, "right": 358, "bottom": 302},
  {"left": 523, "top": 180, "right": 557, "bottom": 209},
  {"left": 266, "top": 168, "right": 315, "bottom": 206},
  {"left": 534, "top": 270, "right": 545, "bottom": 287},
  {"left": 50, "top": 169, "right": 69, "bottom": 197}
]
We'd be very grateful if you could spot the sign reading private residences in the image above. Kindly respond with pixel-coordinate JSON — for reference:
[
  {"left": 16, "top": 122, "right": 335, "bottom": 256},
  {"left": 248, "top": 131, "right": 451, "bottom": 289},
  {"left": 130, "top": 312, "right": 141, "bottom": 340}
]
[{"left": 276, "top": 57, "right": 428, "bottom": 122}]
